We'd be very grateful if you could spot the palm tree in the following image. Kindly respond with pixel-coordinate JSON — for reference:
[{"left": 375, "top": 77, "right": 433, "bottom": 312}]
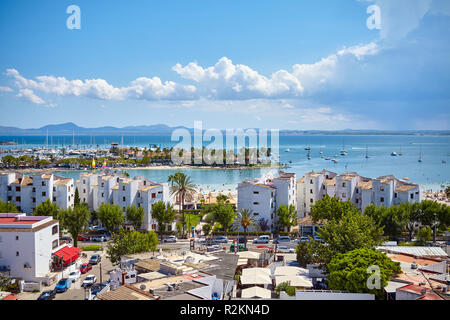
[
  {"left": 234, "top": 209, "right": 258, "bottom": 247},
  {"left": 169, "top": 172, "right": 197, "bottom": 236}
]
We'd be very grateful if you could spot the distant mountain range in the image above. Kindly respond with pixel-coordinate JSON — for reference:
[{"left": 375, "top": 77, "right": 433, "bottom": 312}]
[{"left": 0, "top": 122, "right": 448, "bottom": 136}]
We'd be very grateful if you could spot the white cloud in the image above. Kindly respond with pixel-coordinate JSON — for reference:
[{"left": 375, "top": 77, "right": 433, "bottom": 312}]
[
  {"left": 6, "top": 69, "right": 197, "bottom": 102},
  {"left": 0, "top": 86, "right": 13, "bottom": 92},
  {"left": 16, "top": 89, "right": 45, "bottom": 105}
]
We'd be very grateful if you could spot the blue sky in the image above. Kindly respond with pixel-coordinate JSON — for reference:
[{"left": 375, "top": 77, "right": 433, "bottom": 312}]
[{"left": 0, "top": 0, "right": 449, "bottom": 130}]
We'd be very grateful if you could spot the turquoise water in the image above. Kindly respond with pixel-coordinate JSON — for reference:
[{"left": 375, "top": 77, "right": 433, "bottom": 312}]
[{"left": 2, "top": 134, "right": 449, "bottom": 191}]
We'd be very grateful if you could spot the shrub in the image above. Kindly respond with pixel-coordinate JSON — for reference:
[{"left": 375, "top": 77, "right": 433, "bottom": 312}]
[{"left": 82, "top": 245, "right": 104, "bottom": 251}]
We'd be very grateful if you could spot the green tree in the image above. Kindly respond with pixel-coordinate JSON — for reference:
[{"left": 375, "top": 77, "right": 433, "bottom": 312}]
[
  {"left": 202, "top": 223, "right": 212, "bottom": 238},
  {"left": 126, "top": 205, "right": 145, "bottom": 231},
  {"left": 311, "top": 195, "right": 359, "bottom": 223},
  {"left": 60, "top": 205, "right": 90, "bottom": 247},
  {"left": 233, "top": 209, "right": 258, "bottom": 246},
  {"left": 275, "top": 204, "right": 297, "bottom": 234},
  {"left": 169, "top": 172, "right": 197, "bottom": 236},
  {"left": 416, "top": 226, "right": 432, "bottom": 245},
  {"left": 74, "top": 188, "right": 81, "bottom": 207},
  {"left": 205, "top": 202, "right": 236, "bottom": 235},
  {"left": 33, "top": 199, "right": 59, "bottom": 219},
  {"left": 0, "top": 200, "right": 20, "bottom": 213},
  {"left": 106, "top": 230, "right": 158, "bottom": 265},
  {"left": 328, "top": 248, "right": 402, "bottom": 298},
  {"left": 97, "top": 203, "right": 125, "bottom": 234},
  {"left": 275, "top": 281, "right": 296, "bottom": 297},
  {"left": 151, "top": 201, "right": 176, "bottom": 240},
  {"left": 0, "top": 273, "right": 11, "bottom": 291}
]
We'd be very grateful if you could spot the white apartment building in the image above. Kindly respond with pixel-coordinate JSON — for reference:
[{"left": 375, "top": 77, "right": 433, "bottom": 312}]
[
  {"left": 0, "top": 213, "right": 63, "bottom": 282},
  {"left": 0, "top": 172, "right": 74, "bottom": 214},
  {"left": 237, "top": 172, "right": 297, "bottom": 231},
  {"left": 77, "top": 172, "right": 172, "bottom": 231},
  {"left": 297, "top": 169, "right": 423, "bottom": 218}
]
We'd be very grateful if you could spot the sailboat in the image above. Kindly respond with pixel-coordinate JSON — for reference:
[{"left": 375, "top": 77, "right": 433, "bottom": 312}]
[
  {"left": 418, "top": 145, "right": 423, "bottom": 163},
  {"left": 365, "top": 145, "right": 370, "bottom": 159},
  {"left": 304, "top": 146, "right": 311, "bottom": 151},
  {"left": 340, "top": 140, "right": 347, "bottom": 156},
  {"left": 391, "top": 151, "right": 398, "bottom": 157},
  {"left": 398, "top": 147, "right": 403, "bottom": 156}
]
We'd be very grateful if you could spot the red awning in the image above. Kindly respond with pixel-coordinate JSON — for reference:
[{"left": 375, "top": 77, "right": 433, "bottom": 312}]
[{"left": 53, "top": 246, "right": 82, "bottom": 265}]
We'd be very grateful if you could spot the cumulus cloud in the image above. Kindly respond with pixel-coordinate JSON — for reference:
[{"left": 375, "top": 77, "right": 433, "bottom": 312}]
[
  {"left": 172, "top": 57, "right": 304, "bottom": 99},
  {"left": 0, "top": 86, "right": 13, "bottom": 92},
  {"left": 16, "top": 89, "right": 45, "bottom": 105},
  {"left": 6, "top": 69, "right": 197, "bottom": 103}
]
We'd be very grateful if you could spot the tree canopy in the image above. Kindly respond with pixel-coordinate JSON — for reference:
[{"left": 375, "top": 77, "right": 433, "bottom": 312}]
[
  {"left": 0, "top": 200, "right": 19, "bottom": 213},
  {"left": 126, "top": 205, "right": 145, "bottom": 231},
  {"left": 97, "top": 203, "right": 125, "bottom": 234},
  {"left": 106, "top": 230, "right": 158, "bottom": 265},
  {"left": 328, "top": 248, "right": 402, "bottom": 297},
  {"left": 60, "top": 204, "right": 90, "bottom": 247},
  {"left": 276, "top": 204, "right": 297, "bottom": 233},
  {"left": 151, "top": 201, "right": 176, "bottom": 239},
  {"left": 33, "top": 199, "right": 60, "bottom": 219}
]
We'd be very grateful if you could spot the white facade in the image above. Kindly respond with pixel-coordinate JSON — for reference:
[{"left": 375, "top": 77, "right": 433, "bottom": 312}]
[
  {"left": 76, "top": 172, "right": 172, "bottom": 231},
  {"left": 237, "top": 172, "right": 296, "bottom": 231},
  {"left": 0, "top": 172, "right": 74, "bottom": 214},
  {"left": 0, "top": 213, "right": 62, "bottom": 282},
  {"left": 297, "top": 169, "right": 423, "bottom": 218}
]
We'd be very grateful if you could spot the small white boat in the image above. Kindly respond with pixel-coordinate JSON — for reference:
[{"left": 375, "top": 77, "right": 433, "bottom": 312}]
[
  {"left": 332, "top": 159, "right": 339, "bottom": 163},
  {"left": 285, "top": 148, "right": 291, "bottom": 152},
  {"left": 325, "top": 157, "right": 331, "bottom": 160},
  {"left": 305, "top": 146, "right": 311, "bottom": 151},
  {"left": 391, "top": 152, "right": 397, "bottom": 156}
]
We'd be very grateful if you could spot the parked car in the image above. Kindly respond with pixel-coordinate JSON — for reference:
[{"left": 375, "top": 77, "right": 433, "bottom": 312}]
[
  {"left": 90, "top": 282, "right": 108, "bottom": 295},
  {"left": 237, "top": 236, "right": 246, "bottom": 244},
  {"left": 80, "top": 263, "right": 92, "bottom": 274},
  {"left": 82, "top": 275, "right": 97, "bottom": 287},
  {"left": 206, "top": 244, "right": 221, "bottom": 252},
  {"left": 294, "top": 236, "right": 310, "bottom": 243},
  {"left": 253, "top": 235, "right": 270, "bottom": 244},
  {"left": 55, "top": 278, "right": 72, "bottom": 293},
  {"left": 37, "top": 290, "right": 56, "bottom": 300},
  {"left": 68, "top": 270, "right": 81, "bottom": 283},
  {"left": 89, "top": 254, "right": 102, "bottom": 265},
  {"left": 230, "top": 243, "right": 248, "bottom": 252},
  {"left": 78, "top": 234, "right": 90, "bottom": 241},
  {"left": 91, "top": 235, "right": 106, "bottom": 242},
  {"left": 60, "top": 236, "right": 72, "bottom": 243},
  {"left": 273, "top": 236, "right": 291, "bottom": 244},
  {"left": 277, "top": 246, "right": 295, "bottom": 253},
  {"left": 162, "top": 235, "right": 177, "bottom": 243},
  {"left": 213, "top": 236, "right": 228, "bottom": 244}
]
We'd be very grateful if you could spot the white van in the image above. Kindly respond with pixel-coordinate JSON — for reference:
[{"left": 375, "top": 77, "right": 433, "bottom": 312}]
[{"left": 253, "top": 235, "right": 270, "bottom": 244}]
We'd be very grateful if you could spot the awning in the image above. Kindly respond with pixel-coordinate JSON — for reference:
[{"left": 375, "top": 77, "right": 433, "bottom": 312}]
[
  {"left": 53, "top": 246, "right": 82, "bottom": 266},
  {"left": 241, "top": 286, "right": 271, "bottom": 299}
]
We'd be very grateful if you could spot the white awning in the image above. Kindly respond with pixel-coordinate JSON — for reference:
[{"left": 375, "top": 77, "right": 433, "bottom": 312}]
[
  {"left": 274, "top": 266, "right": 309, "bottom": 276},
  {"left": 241, "top": 286, "right": 272, "bottom": 299},
  {"left": 241, "top": 268, "right": 272, "bottom": 285},
  {"left": 275, "top": 275, "right": 313, "bottom": 288}
]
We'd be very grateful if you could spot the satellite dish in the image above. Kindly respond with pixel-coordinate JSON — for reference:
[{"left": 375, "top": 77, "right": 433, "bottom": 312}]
[{"left": 140, "top": 284, "right": 146, "bottom": 290}]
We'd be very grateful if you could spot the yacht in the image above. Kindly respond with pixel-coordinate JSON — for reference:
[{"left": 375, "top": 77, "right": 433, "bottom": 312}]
[
  {"left": 304, "top": 146, "right": 311, "bottom": 151},
  {"left": 324, "top": 157, "right": 331, "bottom": 160},
  {"left": 340, "top": 140, "right": 348, "bottom": 156},
  {"left": 285, "top": 148, "right": 290, "bottom": 152},
  {"left": 391, "top": 152, "right": 398, "bottom": 156},
  {"left": 332, "top": 159, "right": 339, "bottom": 163}
]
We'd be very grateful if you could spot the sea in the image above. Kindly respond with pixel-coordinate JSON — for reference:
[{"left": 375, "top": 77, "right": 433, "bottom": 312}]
[{"left": 1, "top": 134, "right": 449, "bottom": 192}]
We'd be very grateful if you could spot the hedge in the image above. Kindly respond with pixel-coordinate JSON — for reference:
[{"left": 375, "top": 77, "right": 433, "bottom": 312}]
[{"left": 81, "top": 245, "right": 104, "bottom": 251}]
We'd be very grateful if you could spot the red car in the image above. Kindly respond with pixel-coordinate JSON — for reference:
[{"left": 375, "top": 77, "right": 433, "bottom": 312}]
[
  {"left": 80, "top": 263, "right": 92, "bottom": 274},
  {"left": 256, "top": 245, "right": 274, "bottom": 252},
  {"left": 78, "top": 234, "right": 89, "bottom": 241}
]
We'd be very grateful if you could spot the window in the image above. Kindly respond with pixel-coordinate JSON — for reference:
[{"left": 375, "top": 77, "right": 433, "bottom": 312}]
[
  {"left": 410, "top": 193, "right": 414, "bottom": 199},
  {"left": 253, "top": 212, "right": 259, "bottom": 216},
  {"left": 122, "top": 186, "right": 126, "bottom": 191},
  {"left": 68, "top": 196, "right": 70, "bottom": 201},
  {"left": 253, "top": 191, "right": 259, "bottom": 195},
  {"left": 143, "top": 181, "right": 146, "bottom": 186},
  {"left": 42, "top": 181, "right": 46, "bottom": 186},
  {"left": 42, "top": 192, "right": 46, "bottom": 197},
  {"left": 83, "top": 189, "right": 86, "bottom": 193},
  {"left": 356, "top": 189, "right": 359, "bottom": 194},
  {"left": 152, "top": 193, "right": 156, "bottom": 199},
  {"left": 101, "top": 193, "right": 104, "bottom": 198},
  {"left": 380, "top": 187, "right": 384, "bottom": 192},
  {"left": 356, "top": 199, "right": 359, "bottom": 204},
  {"left": 310, "top": 189, "right": 313, "bottom": 194},
  {"left": 16, "top": 196, "right": 21, "bottom": 202},
  {"left": 53, "top": 187, "right": 56, "bottom": 192},
  {"left": 16, "top": 251, "right": 19, "bottom": 256},
  {"left": 101, "top": 183, "right": 104, "bottom": 187},
  {"left": 380, "top": 197, "right": 384, "bottom": 203},
  {"left": 123, "top": 196, "right": 126, "bottom": 202},
  {"left": 310, "top": 199, "right": 314, "bottom": 203},
  {"left": 52, "top": 239, "right": 59, "bottom": 249},
  {"left": 323, "top": 185, "right": 326, "bottom": 190},
  {"left": 52, "top": 225, "right": 58, "bottom": 235},
  {"left": 83, "top": 180, "right": 86, "bottom": 184},
  {"left": 32, "top": 187, "right": 36, "bottom": 192},
  {"left": 253, "top": 202, "right": 259, "bottom": 205},
  {"left": 53, "top": 197, "right": 56, "bottom": 202},
  {"left": 7, "top": 196, "right": 12, "bottom": 201},
  {"left": 16, "top": 186, "right": 20, "bottom": 192},
  {"left": 310, "top": 179, "right": 313, "bottom": 184},
  {"left": 394, "top": 193, "right": 398, "bottom": 198},
  {"left": 16, "top": 235, "right": 19, "bottom": 240},
  {"left": 342, "top": 182, "right": 346, "bottom": 187},
  {"left": 7, "top": 186, "right": 11, "bottom": 191},
  {"left": 342, "top": 193, "right": 346, "bottom": 198}
]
